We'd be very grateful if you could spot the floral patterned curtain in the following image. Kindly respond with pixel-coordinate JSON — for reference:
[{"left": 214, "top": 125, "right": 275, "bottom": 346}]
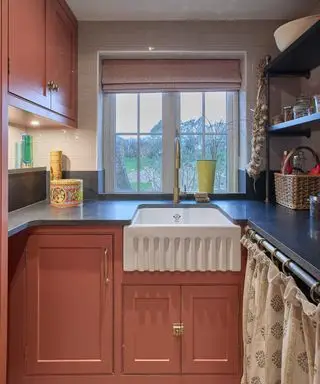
[
  {"left": 281, "top": 279, "right": 320, "bottom": 384},
  {"left": 241, "top": 235, "right": 320, "bottom": 384}
]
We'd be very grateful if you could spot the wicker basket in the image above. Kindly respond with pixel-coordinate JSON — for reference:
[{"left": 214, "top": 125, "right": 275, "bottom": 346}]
[{"left": 274, "top": 146, "right": 320, "bottom": 210}]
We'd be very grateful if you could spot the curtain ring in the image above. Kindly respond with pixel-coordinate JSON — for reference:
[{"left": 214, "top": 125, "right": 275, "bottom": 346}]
[
  {"left": 310, "top": 282, "right": 320, "bottom": 303},
  {"left": 270, "top": 248, "right": 278, "bottom": 263},
  {"left": 249, "top": 230, "right": 256, "bottom": 241},
  {"left": 257, "top": 238, "right": 265, "bottom": 251},
  {"left": 282, "top": 259, "right": 291, "bottom": 276}
]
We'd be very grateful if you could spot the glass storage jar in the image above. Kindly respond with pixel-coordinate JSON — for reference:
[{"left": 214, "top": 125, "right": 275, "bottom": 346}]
[
  {"left": 314, "top": 94, "right": 320, "bottom": 113},
  {"left": 293, "top": 95, "right": 310, "bottom": 119},
  {"left": 282, "top": 106, "right": 293, "bottom": 121}
]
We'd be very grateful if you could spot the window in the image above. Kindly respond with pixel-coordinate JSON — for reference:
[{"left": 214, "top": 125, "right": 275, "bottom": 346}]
[
  {"left": 180, "top": 92, "right": 230, "bottom": 193},
  {"left": 114, "top": 93, "right": 162, "bottom": 192},
  {"left": 104, "top": 91, "right": 239, "bottom": 194}
]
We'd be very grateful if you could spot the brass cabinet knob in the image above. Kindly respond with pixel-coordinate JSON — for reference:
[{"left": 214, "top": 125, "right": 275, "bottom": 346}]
[
  {"left": 47, "top": 80, "right": 54, "bottom": 91},
  {"left": 52, "top": 83, "right": 59, "bottom": 92},
  {"left": 172, "top": 323, "right": 184, "bottom": 336}
]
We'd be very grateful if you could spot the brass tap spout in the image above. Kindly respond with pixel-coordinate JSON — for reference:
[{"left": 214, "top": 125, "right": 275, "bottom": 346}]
[{"left": 173, "top": 135, "right": 181, "bottom": 204}]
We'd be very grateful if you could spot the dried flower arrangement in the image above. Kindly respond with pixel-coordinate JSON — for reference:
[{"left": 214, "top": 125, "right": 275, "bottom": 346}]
[{"left": 247, "top": 57, "right": 269, "bottom": 179}]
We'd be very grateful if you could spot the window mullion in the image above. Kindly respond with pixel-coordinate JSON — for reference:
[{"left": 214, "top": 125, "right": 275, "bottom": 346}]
[
  {"left": 227, "top": 91, "right": 239, "bottom": 193},
  {"left": 137, "top": 94, "right": 141, "bottom": 192},
  {"left": 202, "top": 92, "right": 206, "bottom": 161},
  {"left": 162, "top": 92, "right": 178, "bottom": 193}
]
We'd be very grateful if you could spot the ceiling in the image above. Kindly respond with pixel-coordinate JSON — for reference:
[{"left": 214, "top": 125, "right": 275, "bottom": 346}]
[{"left": 66, "top": 0, "right": 319, "bottom": 21}]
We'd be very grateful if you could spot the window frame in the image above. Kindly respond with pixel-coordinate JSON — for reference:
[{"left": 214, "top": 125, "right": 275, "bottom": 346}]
[{"left": 103, "top": 91, "right": 239, "bottom": 194}]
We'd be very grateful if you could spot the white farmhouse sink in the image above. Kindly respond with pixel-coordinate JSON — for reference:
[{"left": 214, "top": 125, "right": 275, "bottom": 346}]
[
  {"left": 124, "top": 206, "right": 241, "bottom": 272},
  {"left": 131, "top": 207, "right": 235, "bottom": 226}
]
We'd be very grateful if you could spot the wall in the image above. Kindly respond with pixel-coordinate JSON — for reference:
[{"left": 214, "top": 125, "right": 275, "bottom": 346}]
[
  {"left": 300, "top": 67, "right": 320, "bottom": 161},
  {"left": 8, "top": 125, "right": 25, "bottom": 170},
  {"left": 299, "top": 3, "right": 320, "bottom": 160},
  {"left": 269, "top": 76, "right": 303, "bottom": 170},
  {"left": 77, "top": 20, "right": 284, "bottom": 173}
]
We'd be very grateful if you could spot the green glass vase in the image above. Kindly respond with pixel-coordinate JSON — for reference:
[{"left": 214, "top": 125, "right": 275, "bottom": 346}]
[{"left": 21, "top": 134, "right": 33, "bottom": 168}]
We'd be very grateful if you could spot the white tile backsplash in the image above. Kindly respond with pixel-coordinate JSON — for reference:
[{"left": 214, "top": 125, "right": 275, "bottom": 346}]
[
  {"left": 8, "top": 125, "right": 96, "bottom": 171},
  {"left": 8, "top": 125, "right": 26, "bottom": 170}
]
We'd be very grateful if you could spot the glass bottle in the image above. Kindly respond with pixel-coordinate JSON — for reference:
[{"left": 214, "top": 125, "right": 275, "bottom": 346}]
[{"left": 21, "top": 134, "right": 33, "bottom": 168}]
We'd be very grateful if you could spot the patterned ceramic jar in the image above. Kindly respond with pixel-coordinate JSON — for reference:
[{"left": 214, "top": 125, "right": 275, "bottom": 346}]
[{"left": 50, "top": 179, "right": 83, "bottom": 208}]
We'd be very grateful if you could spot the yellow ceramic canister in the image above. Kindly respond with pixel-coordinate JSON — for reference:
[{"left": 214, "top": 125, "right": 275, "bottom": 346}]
[
  {"left": 50, "top": 179, "right": 83, "bottom": 208},
  {"left": 50, "top": 150, "right": 63, "bottom": 180},
  {"left": 197, "top": 160, "right": 217, "bottom": 193}
]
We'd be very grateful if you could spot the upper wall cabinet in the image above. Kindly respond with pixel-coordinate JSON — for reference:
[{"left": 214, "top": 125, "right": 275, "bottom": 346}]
[
  {"left": 8, "top": 0, "right": 78, "bottom": 127},
  {"left": 8, "top": 0, "right": 50, "bottom": 109},
  {"left": 47, "top": 0, "right": 77, "bottom": 120}
]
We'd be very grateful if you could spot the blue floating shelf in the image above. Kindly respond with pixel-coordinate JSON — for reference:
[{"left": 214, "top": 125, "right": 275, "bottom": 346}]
[{"left": 269, "top": 112, "right": 320, "bottom": 135}]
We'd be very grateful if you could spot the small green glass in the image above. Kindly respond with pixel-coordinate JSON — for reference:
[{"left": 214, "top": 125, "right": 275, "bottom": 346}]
[{"left": 21, "top": 134, "right": 33, "bottom": 168}]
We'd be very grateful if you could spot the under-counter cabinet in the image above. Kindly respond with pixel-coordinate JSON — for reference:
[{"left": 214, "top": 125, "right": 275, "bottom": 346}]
[
  {"left": 25, "top": 233, "right": 113, "bottom": 375},
  {"left": 123, "top": 285, "right": 181, "bottom": 374},
  {"left": 8, "top": 226, "right": 243, "bottom": 384},
  {"left": 8, "top": 0, "right": 77, "bottom": 125},
  {"left": 123, "top": 285, "right": 240, "bottom": 376},
  {"left": 181, "top": 285, "right": 240, "bottom": 375}
]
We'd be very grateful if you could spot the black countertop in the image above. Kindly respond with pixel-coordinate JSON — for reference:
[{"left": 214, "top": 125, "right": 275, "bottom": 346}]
[{"left": 8, "top": 199, "right": 320, "bottom": 280}]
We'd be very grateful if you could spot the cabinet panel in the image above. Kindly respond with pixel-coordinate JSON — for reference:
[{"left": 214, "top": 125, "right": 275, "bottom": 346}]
[
  {"left": 181, "top": 285, "right": 240, "bottom": 375},
  {"left": 8, "top": 0, "right": 50, "bottom": 108},
  {"left": 26, "top": 234, "right": 113, "bottom": 375},
  {"left": 123, "top": 286, "right": 181, "bottom": 374},
  {"left": 47, "top": 0, "right": 77, "bottom": 120}
]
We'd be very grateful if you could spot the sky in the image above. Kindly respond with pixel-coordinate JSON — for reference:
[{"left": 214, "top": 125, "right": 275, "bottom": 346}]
[{"left": 115, "top": 92, "right": 227, "bottom": 134}]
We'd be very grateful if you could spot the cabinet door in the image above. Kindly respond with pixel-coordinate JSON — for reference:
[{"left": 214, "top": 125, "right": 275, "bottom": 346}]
[
  {"left": 47, "top": 0, "right": 77, "bottom": 120},
  {"left": 8, "top": 0, "right": 50, "bottom": 108},
  {"left": 26, "top": 234, "right": 113, "bottom": 375},
  {"left": 181, "top": 285, "right": 241, "bottom": 375},
  {"left": 123, "top": 285, "right": 181, "bottom": 374}
]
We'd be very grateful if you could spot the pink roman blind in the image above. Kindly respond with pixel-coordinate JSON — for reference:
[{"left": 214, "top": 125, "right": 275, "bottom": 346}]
[{"left": 101, "top": 59, "right": 241, "bottom": 92}]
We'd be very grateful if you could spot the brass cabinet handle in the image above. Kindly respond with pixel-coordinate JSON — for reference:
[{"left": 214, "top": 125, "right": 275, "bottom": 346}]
[
  {"left": 104, "top": 248, "right": 110, "bottom": 284},
  {"left": 172, "top": 323, "right": 184, "bottom": 336},
  {"left": 47, "top": 80, "right": 54, "bottom": 91}
]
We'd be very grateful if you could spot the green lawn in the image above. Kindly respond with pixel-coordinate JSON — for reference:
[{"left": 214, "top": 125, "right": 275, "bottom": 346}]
[
  {"left": 124, "top": 157, "right": 154, "bottom": 171},
  {"left": 124, "top": 157, "right": 154, "bottom": 191}
]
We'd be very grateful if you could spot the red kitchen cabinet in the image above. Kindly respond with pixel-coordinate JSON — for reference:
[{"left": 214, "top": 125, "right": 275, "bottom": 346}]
[
  {"left": 181, "top": 285, "right": 241, "bottom": 375},
  {"left": 121, "top": 283, "right": 241, "bottom": 379},
  {"left": 8, "top": 0, "right": 50, "bottom": 109},
  {"left": 122, "top": 285, "right": 181, "bottom": 374},
  {"left": 25, "top": 233, "right": 113, "bottom": 375},
  {"left": 0, "top": 1, "right": 8, "bottom": 383},
  {"left": 8, "top": 226, "right": 244, "bottom": 384},
  {"left": 47, "top": 0, "right": 77, "bottom": 120},
  {"left": 8, "top": 0, "right": 78, "bottom": 126}
]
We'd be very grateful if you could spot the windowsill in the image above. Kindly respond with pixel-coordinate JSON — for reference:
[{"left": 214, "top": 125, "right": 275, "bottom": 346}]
[{"left": 98, "top": 193, "right": 247, "bottom": 201}]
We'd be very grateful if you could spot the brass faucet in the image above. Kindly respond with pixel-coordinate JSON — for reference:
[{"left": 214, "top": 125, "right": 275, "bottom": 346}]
[{"left": 173, "top": 135, "right": 181, "bottom": 204}]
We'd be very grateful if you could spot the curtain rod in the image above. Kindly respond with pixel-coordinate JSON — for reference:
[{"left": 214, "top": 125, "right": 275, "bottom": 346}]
[{"left": 246, "top": 227, "right": 320, "bottom": 303}]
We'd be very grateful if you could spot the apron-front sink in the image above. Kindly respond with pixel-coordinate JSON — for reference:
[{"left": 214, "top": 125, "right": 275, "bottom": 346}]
[{"left": 124, "top": 206, "right": 241, "bottom": 272}]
